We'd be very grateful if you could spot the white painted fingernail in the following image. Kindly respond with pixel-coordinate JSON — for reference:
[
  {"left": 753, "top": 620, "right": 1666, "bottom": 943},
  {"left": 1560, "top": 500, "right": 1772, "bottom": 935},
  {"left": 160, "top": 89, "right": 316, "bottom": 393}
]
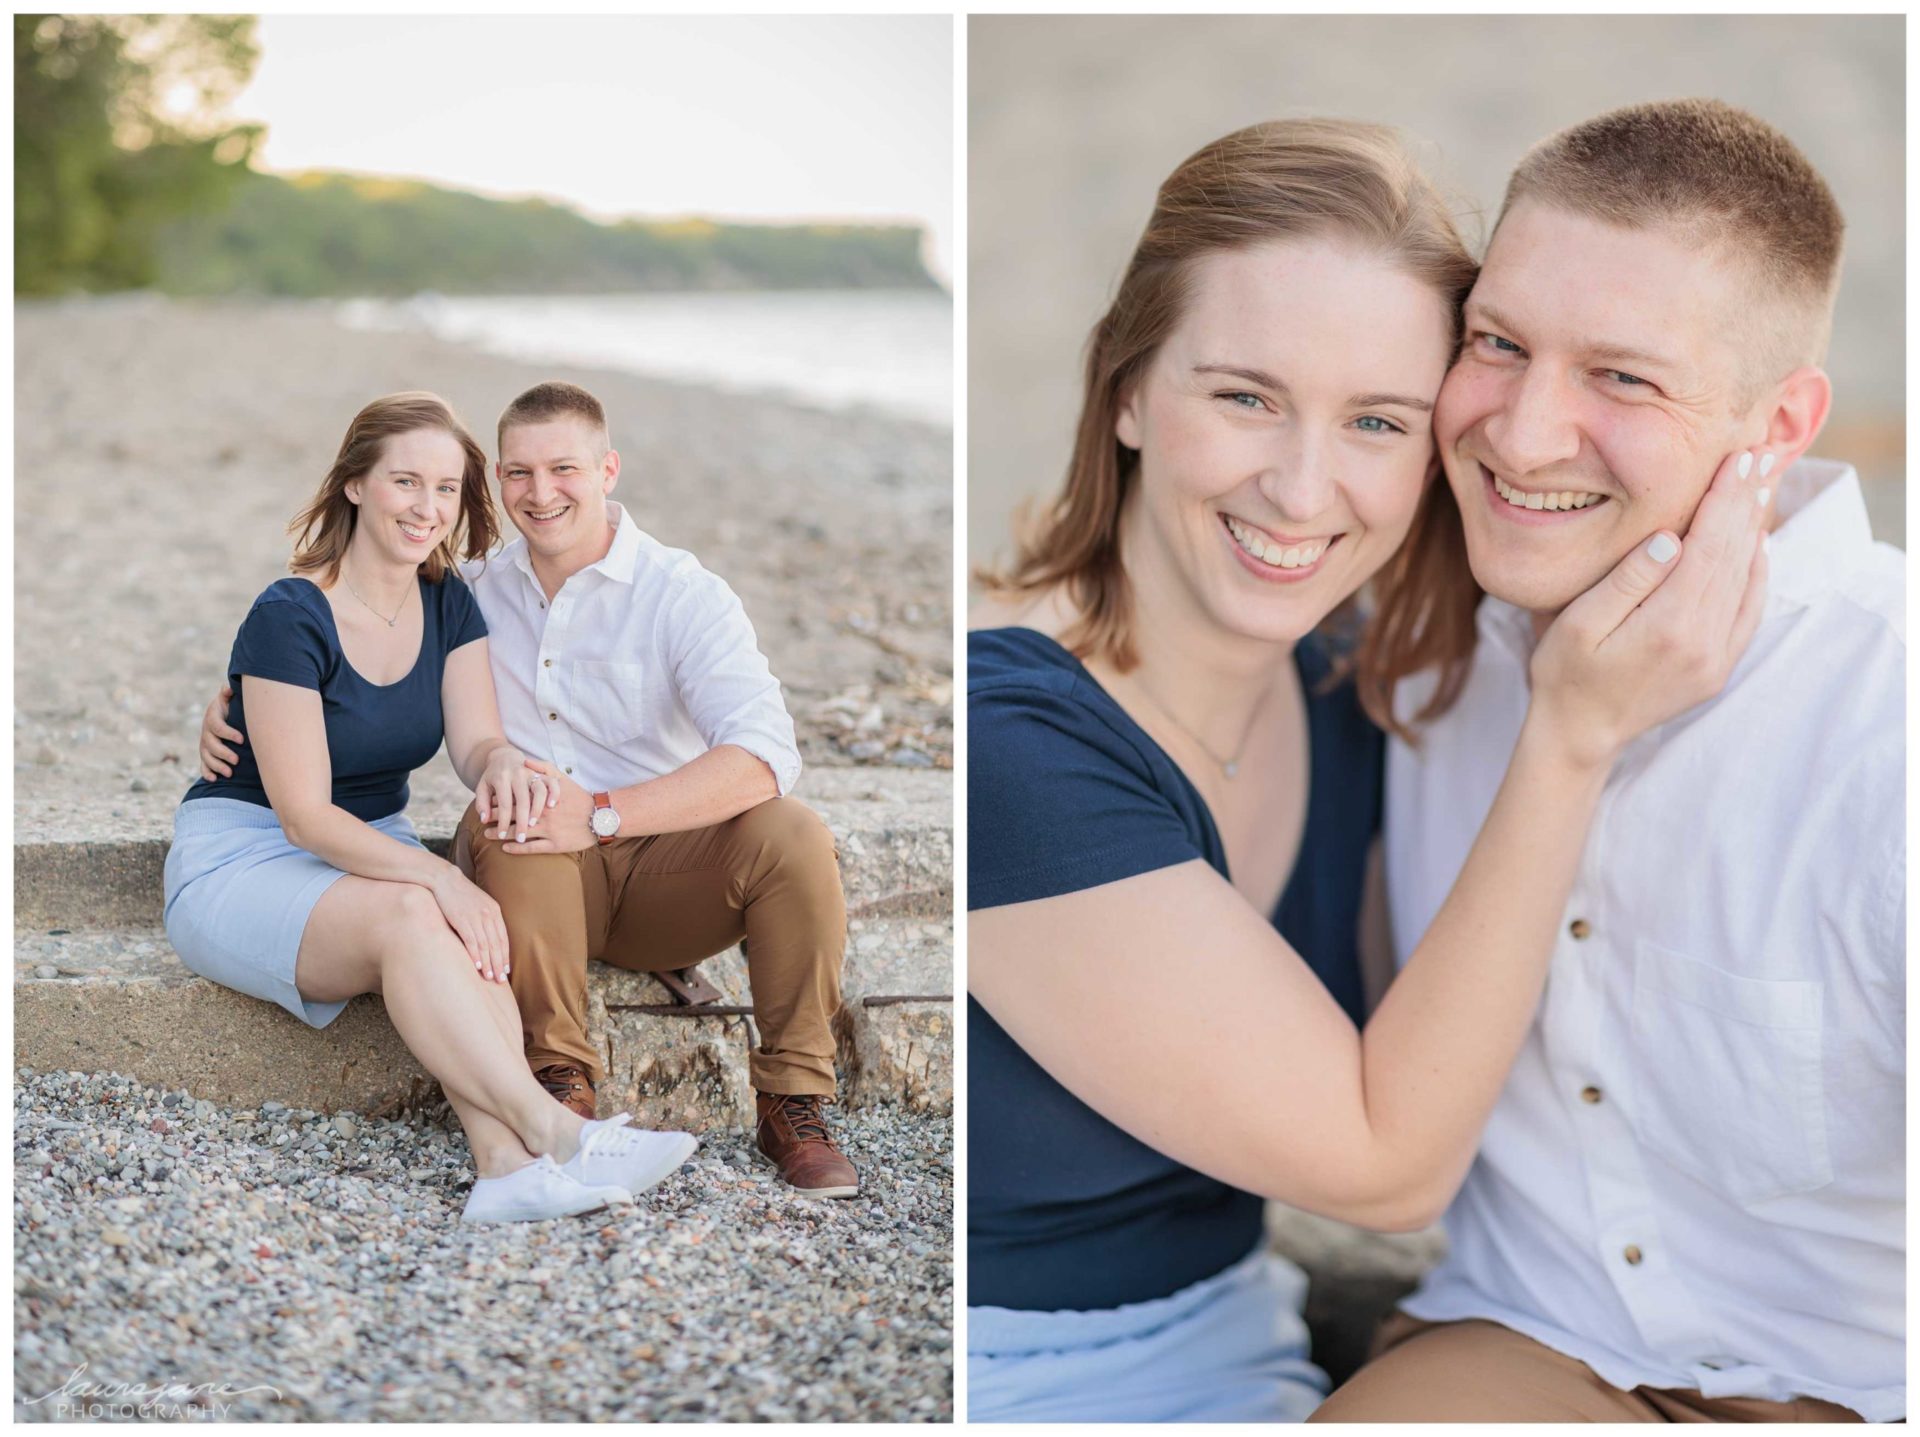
[
  {"left": 1759, "top": 452, "right": 1776, "bottom": 477},
  {"left": 1736, "top": 451, "right": 1753, "bottom": 479},
  {"left": 1648, "top": 534, "right": 1679, "bottom": 563},
  {"left": 1755, "top": 488, "right": 1770, "bottom": 509},
  {"left": 516, "top": 833, "right": 526, "bottom": 843}
]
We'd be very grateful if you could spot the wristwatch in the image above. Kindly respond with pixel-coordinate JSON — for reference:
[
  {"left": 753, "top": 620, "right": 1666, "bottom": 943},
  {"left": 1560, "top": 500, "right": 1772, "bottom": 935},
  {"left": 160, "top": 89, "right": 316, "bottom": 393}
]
[{"left": 589, "top": 792, "right": 621, "bottom": 845}]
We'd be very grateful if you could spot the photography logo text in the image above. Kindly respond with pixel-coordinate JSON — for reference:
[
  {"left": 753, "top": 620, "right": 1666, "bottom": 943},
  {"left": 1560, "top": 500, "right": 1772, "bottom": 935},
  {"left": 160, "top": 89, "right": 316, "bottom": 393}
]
[{"left": 22, "top": 1363, "right": 285, "bottom": 1421}]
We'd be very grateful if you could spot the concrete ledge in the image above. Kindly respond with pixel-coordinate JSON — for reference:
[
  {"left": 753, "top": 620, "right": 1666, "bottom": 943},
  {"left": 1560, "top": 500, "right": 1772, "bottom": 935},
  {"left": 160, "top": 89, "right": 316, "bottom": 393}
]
[
  {"left": 15, "top": 767, "right": 952, "bottom": 931},
  {"left": 836, "top": 1001, "right": 952, "bottom": 1113},
  {"left": 15, "top": 919, "right": 952, "bottom": 1129}
]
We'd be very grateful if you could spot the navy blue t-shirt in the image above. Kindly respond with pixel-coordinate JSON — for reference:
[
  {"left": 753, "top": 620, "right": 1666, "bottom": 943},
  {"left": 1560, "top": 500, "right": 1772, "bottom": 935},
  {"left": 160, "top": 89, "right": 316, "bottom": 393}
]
[
  {"left": 968, "top": 626, "right": 1383, "bottom": 1312},
  {"left": 183, "top": 574, "right": 488, "bottom": 822}
]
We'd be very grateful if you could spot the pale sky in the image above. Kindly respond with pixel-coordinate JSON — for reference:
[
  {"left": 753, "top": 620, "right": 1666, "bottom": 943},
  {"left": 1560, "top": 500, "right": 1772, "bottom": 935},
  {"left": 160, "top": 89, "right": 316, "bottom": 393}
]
[{"left": 234, "top": 15, "right": 953, "bottom": 282}]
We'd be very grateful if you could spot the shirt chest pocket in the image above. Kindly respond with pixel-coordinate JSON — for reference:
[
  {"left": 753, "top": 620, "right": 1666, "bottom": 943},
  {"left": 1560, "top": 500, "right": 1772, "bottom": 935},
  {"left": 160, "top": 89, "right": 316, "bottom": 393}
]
[
  {"left": 1626, "top": 941, "right": 1831, "bottom": 1206},
  {"left": 569, "top": 661, "right": 647, "bottom": 748}
]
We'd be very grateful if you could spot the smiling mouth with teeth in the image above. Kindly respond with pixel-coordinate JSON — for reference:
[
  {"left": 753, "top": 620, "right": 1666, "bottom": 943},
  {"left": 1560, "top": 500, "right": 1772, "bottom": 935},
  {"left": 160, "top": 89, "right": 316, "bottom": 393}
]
[
  {"left": 397, "top": 521, "right": 433, "bottom": 540},
  {"left": 525, "top": 505, "right": 570, "bottom": 522},
  {"left": 1488, "top": 469, "right": 1609, "bottom": 512},
  {"left": 1222, "top": 514, "right": 1335, "bottom": 570}
]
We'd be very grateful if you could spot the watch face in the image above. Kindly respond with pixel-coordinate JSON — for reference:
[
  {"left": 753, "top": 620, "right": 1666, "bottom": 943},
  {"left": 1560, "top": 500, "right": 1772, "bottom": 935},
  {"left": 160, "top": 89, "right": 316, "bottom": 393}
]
[{"left": 590, "top": 807, "right": 619, "bottom": 837}]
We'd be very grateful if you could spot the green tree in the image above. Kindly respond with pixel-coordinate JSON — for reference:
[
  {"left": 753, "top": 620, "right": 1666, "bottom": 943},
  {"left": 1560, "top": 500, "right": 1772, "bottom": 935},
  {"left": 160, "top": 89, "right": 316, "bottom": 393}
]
[{"left": 15, "top": 13, "right": 261, "bottom": 293}]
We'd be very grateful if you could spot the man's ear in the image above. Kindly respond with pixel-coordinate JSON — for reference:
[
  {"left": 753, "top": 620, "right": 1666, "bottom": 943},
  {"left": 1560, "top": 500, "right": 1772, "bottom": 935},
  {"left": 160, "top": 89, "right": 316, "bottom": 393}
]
[
  {"left": 1754, "top": 365, "right": 1831, "bottom": 470},
  {"left": 1115, "top": 385, "right": 1143, "bottom": 451},
  {"left": 601, "top": 448, "right": 621, "bottom": 494}
]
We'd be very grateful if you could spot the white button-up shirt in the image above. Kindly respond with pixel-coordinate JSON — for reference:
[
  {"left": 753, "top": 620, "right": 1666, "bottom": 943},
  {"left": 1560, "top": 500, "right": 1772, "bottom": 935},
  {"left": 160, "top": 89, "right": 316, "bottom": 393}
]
[
  {"left": 1385, "top": 459, "right": 1905, "bottom": 1421},
  {"left": 461, "top": 502, "right": 801, "bottom": 798}
]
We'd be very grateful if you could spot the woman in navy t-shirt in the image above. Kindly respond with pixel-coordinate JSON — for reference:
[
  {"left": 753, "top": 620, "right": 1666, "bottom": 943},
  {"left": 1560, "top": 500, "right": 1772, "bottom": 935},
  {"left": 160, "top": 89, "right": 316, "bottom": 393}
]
[
  {"left": 166, "top": 392, "right": 693, "bottom": 1224},
  {"left": 967, "top": 122, "right": 1770, "bottom": 1421}
]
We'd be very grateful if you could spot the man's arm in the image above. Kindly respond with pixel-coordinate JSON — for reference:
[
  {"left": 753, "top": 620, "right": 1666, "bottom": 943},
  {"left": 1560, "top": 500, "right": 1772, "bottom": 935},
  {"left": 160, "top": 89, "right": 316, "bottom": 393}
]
[
  {"left": 607, "top": 744, "right": 777, "bottom": 833},
  {"left": 503, "top": 745, "right": 778, "bottom": 855},
  {"left": 658, "top": 564, "right": 802, "bottom": 795}
]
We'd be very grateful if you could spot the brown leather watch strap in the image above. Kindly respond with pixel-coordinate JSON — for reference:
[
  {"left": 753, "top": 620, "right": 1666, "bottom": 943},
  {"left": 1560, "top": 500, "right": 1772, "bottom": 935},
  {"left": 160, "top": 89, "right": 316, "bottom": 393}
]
[{"left": 593, "top": 792, "right": 614, "bottom": 845}]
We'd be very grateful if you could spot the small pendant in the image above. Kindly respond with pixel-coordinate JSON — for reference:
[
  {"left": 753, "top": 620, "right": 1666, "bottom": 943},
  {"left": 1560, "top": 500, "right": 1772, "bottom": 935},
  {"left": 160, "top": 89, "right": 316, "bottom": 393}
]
[{"left": 1223, "top": 760, "right": 1238, "bottom": 779}]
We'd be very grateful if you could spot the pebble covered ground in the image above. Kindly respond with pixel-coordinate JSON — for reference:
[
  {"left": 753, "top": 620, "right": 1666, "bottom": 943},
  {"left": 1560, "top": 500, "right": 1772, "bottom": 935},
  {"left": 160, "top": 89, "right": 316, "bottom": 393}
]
[{"left": 14, "top": 1070, "right": 953, "bottom": 1422}]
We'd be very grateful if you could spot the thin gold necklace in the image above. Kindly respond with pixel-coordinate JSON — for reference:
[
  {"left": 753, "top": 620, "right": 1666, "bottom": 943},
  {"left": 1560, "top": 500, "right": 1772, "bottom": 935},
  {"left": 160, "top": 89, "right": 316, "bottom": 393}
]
[
  {"left": 341, "top": 572, "right": 410, "bottom": 628},
  {"left": 1131, "top": 676, "right": 1271, "bottom": 780}
]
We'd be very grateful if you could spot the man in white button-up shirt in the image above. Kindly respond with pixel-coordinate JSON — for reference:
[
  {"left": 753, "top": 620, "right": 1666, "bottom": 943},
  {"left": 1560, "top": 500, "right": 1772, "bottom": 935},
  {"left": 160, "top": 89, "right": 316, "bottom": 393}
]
[
  {"left": 457, "top": 383, "right": 857, "bottom": 1198},
  {"left": 1315, "top": 102, "right": 1902, "bottom": 1422},
  {"left": 204, "top": 382, "right": 859, "bottom": 1194}
]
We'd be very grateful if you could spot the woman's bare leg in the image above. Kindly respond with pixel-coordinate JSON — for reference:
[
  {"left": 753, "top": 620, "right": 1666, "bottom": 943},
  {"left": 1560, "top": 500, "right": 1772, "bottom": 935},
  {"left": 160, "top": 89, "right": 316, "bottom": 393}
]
[
  {"left": 449, "top": 978, "right": 563, "bottom": 1175},
  {"left": 296, "top": 876, "right": 587, "bottom": 1169},
  {"left": 442, "top": 1091, "right": 538, "bottom": 1177}
]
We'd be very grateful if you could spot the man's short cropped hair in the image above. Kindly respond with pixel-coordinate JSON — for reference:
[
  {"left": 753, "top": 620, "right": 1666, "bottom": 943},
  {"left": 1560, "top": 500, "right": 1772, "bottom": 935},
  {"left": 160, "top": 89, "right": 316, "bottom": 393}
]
[
  {"left": 1499, "top": 98, "right": 1844, "bottom": 392},
  {"left": 497, "top": 380, "right": 610, "bottom": 454}
]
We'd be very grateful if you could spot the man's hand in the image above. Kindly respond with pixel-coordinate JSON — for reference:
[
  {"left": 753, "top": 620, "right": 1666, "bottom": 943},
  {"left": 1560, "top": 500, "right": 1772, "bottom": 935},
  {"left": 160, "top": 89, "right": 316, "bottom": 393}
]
[
  {"left": 199, "top": 685, "right": 244, "bottom": 781},
  {"left": 475, "top": 746, "right": 551, "bottom": 844},
  {"left": 498, "top": 758, "right": 596, "bottom": 855}
]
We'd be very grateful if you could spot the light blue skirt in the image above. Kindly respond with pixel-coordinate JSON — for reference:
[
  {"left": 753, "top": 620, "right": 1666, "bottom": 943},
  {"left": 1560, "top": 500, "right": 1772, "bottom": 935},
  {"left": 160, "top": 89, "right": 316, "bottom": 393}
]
[
  {"left": 968, "top": 1245, "right": 1329, "bottom": 1423},
  {"left": 163, "top": 796, "right": 426, "bottom": 1028}
]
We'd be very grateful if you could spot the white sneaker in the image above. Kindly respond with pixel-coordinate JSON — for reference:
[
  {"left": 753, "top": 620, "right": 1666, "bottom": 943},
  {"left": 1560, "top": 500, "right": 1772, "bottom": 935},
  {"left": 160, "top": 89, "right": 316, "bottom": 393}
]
[
  {"left": 460, "top": 1154, "right": 632, "bottom": 1224},
  {"left": 559, "top": 1113, "right": 698, "bottom": 1198}
]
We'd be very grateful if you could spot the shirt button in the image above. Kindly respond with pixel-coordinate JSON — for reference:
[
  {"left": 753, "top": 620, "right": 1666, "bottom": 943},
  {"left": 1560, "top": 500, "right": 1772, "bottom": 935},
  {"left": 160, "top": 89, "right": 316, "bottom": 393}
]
[
  {"left": 539, "top": 601, "right": 546, "bottom": 610},
  {"left": 543, "top": 658, "right": 553, "bottom": 668},
  {"left": 564, "top": 766, "right": 573, "bottom": 775},
  {"left": 548, "top": 712, "right": 558, "bottom": 721},
  {"left": 1569, "top": 918, "right": 1592, "bottom": 940},
  {"left": 1581, "top": 1086, "right": 1603, "bottom": 1104},
  {"left": 1623, "top": 1244, "right": 1644, "bottom": 1266}
]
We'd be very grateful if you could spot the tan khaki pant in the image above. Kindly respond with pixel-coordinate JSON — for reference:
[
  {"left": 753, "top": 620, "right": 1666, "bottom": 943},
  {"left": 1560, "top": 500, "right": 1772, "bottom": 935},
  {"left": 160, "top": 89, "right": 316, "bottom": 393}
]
[
  {"left": 1309, "top": 1310, "right": 1867, "bottom": 1423},
  {"left": 460, "top": 796, "right": 846, "bottom": 1096}
]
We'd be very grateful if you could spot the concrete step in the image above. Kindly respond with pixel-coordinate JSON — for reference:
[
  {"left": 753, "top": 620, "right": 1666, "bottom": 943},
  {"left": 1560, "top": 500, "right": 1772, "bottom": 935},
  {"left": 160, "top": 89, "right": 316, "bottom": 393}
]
[
  {"left": 15, "top": 917, "right": 952, "bottom": 1131},
  {"left": 14, "top": 766, "right": 951, "bottom": 931}
]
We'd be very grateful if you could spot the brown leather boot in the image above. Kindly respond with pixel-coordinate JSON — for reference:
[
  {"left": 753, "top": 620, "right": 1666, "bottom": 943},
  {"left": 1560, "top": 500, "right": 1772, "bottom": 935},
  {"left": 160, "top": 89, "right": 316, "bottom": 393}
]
[
  {"left": 755, "top": 1092, "right": 859, "bottom": 1199},
  {"left": 533, "top": 1062, "right": 597, "bottom": 1121}
]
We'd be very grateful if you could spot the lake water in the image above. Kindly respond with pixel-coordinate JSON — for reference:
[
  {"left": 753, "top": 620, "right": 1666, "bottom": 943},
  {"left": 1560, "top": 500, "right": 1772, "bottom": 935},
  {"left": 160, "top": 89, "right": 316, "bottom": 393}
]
[{"left": 336, "top": 289, "right": 952, "bottom": 427}]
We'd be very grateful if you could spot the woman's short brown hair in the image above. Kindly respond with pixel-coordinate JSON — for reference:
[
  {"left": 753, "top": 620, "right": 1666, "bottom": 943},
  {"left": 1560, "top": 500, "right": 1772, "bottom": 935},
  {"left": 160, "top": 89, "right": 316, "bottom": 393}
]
[
  {"left": 980, "top": 118, "right": 1478, "bottom": 684},
  {"left": 288, "top": 392, "right": 498, "bottom": 585}
]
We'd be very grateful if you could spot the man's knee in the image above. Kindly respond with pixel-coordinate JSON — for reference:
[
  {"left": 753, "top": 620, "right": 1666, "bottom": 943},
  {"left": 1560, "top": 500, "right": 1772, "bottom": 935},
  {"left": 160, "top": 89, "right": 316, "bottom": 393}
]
[
  {"left": 1309, "top": 1319, "right": 1615, "bottom": 1423},
  {"left": 465, "top": 803, "right": 580, "bottom": 896},
  {"left": 732, "top": 797, "right": 840, "bottom": 877}
]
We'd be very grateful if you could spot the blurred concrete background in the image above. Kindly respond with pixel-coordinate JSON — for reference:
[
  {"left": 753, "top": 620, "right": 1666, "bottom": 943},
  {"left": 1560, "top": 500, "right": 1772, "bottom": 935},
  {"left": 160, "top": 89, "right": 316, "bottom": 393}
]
[{"left": 969, "top": 14, "right": 1905, "bottom": 570}]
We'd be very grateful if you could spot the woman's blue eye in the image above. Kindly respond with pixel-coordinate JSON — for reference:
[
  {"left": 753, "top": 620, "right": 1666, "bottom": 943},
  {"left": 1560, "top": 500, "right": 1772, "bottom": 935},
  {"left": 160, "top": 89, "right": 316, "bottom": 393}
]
[
  {"left": 1218, "top": 391, "right": 1265, "bottom": 411},
  {"left": 1354, "top": 415, "right": 1403, "bottom": 435}
]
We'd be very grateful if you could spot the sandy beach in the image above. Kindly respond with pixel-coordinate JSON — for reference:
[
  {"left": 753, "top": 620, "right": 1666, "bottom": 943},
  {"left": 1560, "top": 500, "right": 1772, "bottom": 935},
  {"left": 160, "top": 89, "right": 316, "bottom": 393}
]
[{"left": 13, "top": 297, "right": 952, "bottom": 838}]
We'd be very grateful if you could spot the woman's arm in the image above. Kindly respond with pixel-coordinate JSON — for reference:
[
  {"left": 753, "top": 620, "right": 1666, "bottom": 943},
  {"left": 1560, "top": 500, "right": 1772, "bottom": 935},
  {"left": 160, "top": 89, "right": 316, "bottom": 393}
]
[
  {"left": 439, "top": 638, "right": 549, "bottom": 842},
  {"left": 244, "top": 674, "right": 511, "bottom": 980},
  {"left": 972, "top": 450, "right": 1769, "bottom": 1231}
]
